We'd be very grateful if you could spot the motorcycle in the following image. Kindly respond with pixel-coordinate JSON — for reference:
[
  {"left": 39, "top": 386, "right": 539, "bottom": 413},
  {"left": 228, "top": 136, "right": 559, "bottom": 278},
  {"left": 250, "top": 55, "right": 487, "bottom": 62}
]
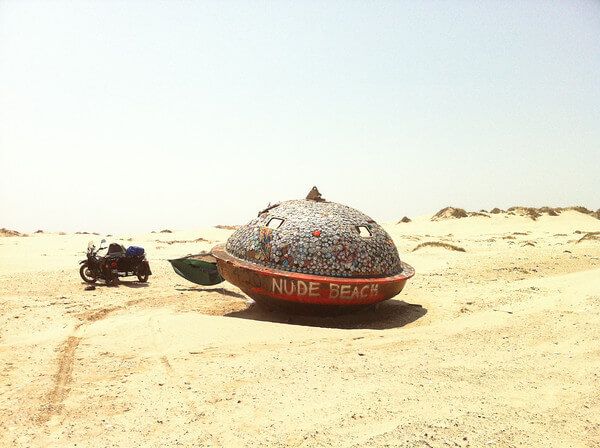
[{"left": 79, "top": 239, "right": 152, "bottom": 284}]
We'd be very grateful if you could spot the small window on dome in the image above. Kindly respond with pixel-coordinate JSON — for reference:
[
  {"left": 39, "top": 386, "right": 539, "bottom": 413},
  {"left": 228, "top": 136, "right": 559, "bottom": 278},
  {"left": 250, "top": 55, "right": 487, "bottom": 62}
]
[
  {"left": 266, "top": 218, "right": 284, "bottom": 229},
  {"left": 357, "top": 225, "right": 372, "bottom": 237}
]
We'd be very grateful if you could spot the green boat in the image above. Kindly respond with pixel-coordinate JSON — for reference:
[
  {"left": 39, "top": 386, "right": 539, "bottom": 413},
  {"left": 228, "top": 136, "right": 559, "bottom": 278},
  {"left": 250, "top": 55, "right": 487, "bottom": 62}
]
[{"left": 168, "top": 253, "right": 224, "bottom": 286}]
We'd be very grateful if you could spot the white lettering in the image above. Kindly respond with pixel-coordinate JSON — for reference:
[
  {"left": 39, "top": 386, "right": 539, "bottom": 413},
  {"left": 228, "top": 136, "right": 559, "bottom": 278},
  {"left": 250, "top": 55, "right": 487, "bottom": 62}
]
[
  {"left": 340, "top": 285, "right": 351, "bottom": 299},
  {"left": 308, "top": 282, "right": 320, "bottom": 297},
  {"left": 329, "top": 284, "right": 339, "bottom": 299},
  {"left": 272, "top": 278, "right": 283, "bottom": 294},
  {"left": 284, "top": 280, "right": 295, "bottom": 295},
  {"left": 275, "top": 280, "right": 381, "bottom": 300},
  {"left": 360, "top": 285, "right": 370, "bottom": 298},
  {"left": 370, "top": 284, "right": 379, "bottom": 297},
  {"left": 297, "top": 280, "right": 308, "bottom": 296}
]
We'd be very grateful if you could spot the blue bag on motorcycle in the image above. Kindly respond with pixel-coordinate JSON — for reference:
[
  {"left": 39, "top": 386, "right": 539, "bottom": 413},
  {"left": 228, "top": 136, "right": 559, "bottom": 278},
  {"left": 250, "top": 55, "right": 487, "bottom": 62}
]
[{"left": 126, "top": 246, "right": 145, "bottom": 257}]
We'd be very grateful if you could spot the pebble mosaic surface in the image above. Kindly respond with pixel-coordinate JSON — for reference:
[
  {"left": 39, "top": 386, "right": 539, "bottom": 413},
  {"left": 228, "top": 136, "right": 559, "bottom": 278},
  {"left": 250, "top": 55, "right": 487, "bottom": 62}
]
[{"left": 225, "top": 200, "right": 403, "bottom": 278}]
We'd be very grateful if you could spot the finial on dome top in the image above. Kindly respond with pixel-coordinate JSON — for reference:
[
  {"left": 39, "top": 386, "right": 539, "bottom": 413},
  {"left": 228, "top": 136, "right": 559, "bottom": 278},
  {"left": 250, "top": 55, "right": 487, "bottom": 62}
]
[{"left": 306, "top": 186, "right": 326, "bottom": 202}]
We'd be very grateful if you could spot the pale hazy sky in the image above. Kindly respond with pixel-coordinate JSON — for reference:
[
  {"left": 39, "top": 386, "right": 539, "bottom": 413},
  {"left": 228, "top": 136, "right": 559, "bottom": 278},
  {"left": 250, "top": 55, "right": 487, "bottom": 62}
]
[{"left": 1, "top": 1, "right": 599, "bottom": 233}]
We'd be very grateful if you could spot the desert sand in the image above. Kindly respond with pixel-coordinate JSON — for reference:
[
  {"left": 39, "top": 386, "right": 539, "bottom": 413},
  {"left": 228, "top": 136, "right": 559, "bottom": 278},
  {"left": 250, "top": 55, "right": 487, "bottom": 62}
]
[{"left": 1, "top": 210, "right": 600, "bottom": 447}]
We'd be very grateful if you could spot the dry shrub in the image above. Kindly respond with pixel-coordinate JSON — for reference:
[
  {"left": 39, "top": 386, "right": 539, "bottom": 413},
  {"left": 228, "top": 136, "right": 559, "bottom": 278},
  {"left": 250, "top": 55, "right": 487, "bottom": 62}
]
[
  {"left": 412, "top": 241, "right": 466, "bottom": 252},
  {"left": 507, "top": 207, "right": 542, "bottom": 220},
  {"left": 160, "top": 229, "right": 172, "bottom": 233},
  {"left": 397, "top": 216, "right": 411, "bottom": 223},
  {"left": 576, "top": 232, "right": 600, "bottom": 243},
  {"left": 538, "top": 207, "right": 560, "bottom": 216},
  {"left": 429, "top": 205, "right": 595, "bottom": 221},
  {"left": 505, "top": 205, "right": 595, "bottom": 220},
  {"left": 566, "top": 206, "right": 592, "bottom": 214}
]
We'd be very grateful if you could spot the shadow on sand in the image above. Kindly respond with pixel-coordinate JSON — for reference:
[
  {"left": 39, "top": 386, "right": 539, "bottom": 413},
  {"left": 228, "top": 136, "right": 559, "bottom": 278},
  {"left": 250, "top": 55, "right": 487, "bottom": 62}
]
[
  {"left": 81, "top": 280, "right": 149, "bottom": 289},
  {"left": 224, "top": 299, "right": 427, "bottom": 330},
  {"left": 175, "top": 287, "right": 247, "bottom": 300}
]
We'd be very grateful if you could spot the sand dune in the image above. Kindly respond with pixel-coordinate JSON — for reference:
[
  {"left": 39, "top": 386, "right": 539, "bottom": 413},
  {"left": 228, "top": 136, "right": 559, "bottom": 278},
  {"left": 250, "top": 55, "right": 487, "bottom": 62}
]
[
  {"left": 1, "top": 211, "right": 600, "bottom": 447},
  {"left": 0, "top": 227, "right": 25, "bottom": 237},
  {"left": 431, "top": 207, "right": 469, "bottom": 220},
  {"left": 430, "top": 205, "right": 600, "bottom": 222}
]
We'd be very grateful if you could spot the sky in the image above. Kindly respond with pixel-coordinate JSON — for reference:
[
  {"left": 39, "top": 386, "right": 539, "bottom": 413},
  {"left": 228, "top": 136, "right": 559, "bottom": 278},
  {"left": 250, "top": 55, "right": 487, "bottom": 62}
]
[{"left": 1, "top": 0, "right": 599, "bottom": 233}]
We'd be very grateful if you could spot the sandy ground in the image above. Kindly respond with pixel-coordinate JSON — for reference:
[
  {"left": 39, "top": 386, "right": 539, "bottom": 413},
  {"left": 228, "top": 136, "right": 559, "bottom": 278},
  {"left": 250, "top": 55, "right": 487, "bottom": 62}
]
[{"left": 1, "top": 211, "right": 599, "bottom": 447}]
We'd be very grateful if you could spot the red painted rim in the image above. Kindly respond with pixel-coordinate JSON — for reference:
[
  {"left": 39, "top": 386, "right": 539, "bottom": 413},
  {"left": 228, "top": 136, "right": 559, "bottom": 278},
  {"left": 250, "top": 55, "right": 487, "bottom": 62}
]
[{"left": 212, "top": 245, "right": 415, "bottom": 306}]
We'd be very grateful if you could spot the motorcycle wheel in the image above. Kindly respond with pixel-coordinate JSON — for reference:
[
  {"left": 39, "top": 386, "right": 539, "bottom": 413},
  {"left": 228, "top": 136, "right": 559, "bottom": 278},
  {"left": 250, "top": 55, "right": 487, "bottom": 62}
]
[
  {"left": 137, "top": 266, "right": 149, "bottom": 283},
  {"left": 79, "top": 263, "right": 97, "bottom": 284}
]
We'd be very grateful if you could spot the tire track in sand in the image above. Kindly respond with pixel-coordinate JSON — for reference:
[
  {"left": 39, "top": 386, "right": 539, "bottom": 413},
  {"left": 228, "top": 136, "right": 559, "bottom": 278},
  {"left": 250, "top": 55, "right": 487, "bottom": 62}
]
[
  {"left": 37, "top": 336, "right": 81, "bottom": 423},
  {"left": 37, "top": 306, "right": 123, "bottom": 424}
]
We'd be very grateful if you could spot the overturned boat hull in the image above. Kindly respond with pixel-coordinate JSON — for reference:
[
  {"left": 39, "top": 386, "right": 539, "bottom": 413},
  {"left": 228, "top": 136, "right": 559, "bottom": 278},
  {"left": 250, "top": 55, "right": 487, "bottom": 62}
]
[{"left": 168, "top": 253, "right": 224, "bottom": 286}]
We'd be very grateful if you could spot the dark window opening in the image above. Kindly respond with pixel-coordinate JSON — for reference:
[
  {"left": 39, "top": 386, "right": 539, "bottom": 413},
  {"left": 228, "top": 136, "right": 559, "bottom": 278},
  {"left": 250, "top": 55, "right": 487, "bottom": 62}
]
[
  {"left": 357, "top": 225, "right": 372, "bottom": 237},
  {"left": 267, "top": 218, "right": 284, "bottom": 229}
]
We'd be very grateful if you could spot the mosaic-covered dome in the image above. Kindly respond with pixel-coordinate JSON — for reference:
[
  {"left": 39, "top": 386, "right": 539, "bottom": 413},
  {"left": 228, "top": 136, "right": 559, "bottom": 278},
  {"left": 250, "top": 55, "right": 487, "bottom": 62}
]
[{"left": 225, "top": 196, "right": 402, "bottom": 278}]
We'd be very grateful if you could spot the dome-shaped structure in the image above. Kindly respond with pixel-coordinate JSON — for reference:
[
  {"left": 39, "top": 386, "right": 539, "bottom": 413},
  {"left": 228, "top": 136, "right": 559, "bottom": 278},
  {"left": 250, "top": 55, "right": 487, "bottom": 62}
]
[
  {"left": 226, "top": 199, "right": 402, "bottom": 278},
  {"left": 211, "top": 189, "right": 414, "bottom": 314}
]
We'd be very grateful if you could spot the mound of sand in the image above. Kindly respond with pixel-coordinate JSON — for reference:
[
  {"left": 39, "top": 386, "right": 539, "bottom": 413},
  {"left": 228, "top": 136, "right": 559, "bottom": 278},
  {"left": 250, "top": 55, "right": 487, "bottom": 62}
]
[
  {"left": 215, "top": 225, "right": 241, "bottom": 230},
  {"left": 431, "top": 207, "right": 493, "bottom": 221},
  {"left": 397, "top": 216, "right": 411, "bottom": 224},
  {"left": 412, "top": 241, "right": 466, "bottom": 252},
  {"left": 0, "top": 227, "right": 24, "bottom": 237},
  {"left": 431, "top": 207, "right": 468, "bottom": 221}
]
